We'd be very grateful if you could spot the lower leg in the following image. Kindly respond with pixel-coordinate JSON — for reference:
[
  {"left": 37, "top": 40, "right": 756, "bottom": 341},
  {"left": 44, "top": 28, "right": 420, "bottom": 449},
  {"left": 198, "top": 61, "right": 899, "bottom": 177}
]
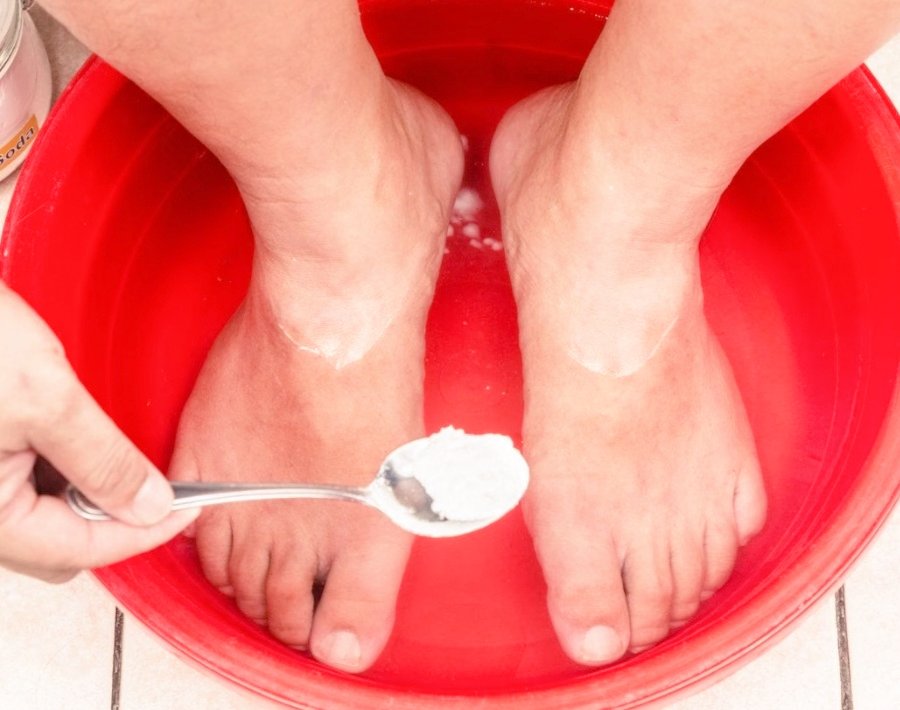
[
  {"left": 43, "top": 0, "right": 464, "bottom": 672},
  {"left": 43, "top": 0, "right": 462, "bottom": 331},
  {"left": 573, "top": 0, "right": 900, "bottom": 188},
  {"left": 43, "top": 1, "right": 390, "bottom": 184},
  {"left": 492, "top": 0, "right": 900, "bottom": 665}
]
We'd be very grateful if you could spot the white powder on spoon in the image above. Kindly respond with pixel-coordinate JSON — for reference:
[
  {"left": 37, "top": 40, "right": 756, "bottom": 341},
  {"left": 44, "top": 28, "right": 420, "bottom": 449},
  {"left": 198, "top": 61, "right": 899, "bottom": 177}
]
[{"left": 390, "top": 426, "right": 529, "bottom": 522}]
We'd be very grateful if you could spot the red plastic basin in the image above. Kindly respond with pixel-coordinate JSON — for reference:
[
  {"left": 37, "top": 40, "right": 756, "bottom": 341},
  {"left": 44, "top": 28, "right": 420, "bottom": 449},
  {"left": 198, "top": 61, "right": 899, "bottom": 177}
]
[{"left": 2, "top": 1, "right": 900, "bottom": 707}]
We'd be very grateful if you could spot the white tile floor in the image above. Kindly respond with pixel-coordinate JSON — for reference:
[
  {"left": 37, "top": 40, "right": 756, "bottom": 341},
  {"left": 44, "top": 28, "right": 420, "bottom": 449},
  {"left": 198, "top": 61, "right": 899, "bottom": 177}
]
[{"left": 1, "top": 8, "right": 898, "bottom": 710}]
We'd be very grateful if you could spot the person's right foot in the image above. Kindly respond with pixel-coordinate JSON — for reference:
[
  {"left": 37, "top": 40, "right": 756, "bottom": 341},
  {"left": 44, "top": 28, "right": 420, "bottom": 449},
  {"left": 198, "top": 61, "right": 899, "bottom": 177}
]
[
  {"left": 490, "top": 83, "right": 767, "bottom": 665},
  {"left": 170, "top": 77, "right": 464, "bottom": 673}
]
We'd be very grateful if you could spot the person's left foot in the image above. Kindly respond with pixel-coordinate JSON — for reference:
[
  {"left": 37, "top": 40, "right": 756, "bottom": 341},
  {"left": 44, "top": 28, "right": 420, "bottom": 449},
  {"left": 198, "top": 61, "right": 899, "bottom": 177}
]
[{"left": 490, "top": 83, "right": 767, "bottom": 665}]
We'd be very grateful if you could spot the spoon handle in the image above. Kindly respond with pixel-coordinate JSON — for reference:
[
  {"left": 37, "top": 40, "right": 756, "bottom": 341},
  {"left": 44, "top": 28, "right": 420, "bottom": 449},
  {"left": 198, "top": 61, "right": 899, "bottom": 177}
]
[{"left": 65, "top": 481, "right": 371, "bottom": 521}]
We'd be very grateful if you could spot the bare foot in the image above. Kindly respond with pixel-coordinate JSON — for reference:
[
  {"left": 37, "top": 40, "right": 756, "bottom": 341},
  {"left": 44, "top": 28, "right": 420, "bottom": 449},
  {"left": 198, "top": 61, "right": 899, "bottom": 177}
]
[
  {"left": 490, "top": 84, "right": 767, "bottom": 665},
  {"left": 170, "top": 78, "right": 463, "bottom": 673}
]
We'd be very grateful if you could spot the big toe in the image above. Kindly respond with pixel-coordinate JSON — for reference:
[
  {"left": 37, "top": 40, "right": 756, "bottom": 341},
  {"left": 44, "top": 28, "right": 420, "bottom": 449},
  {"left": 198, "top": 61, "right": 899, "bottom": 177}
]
[
  {"left": 310, "top": 523, "right": 412, "bottom": 673},
  {"left": 532, "top": 508, "right": 631, "bottom": 666}
]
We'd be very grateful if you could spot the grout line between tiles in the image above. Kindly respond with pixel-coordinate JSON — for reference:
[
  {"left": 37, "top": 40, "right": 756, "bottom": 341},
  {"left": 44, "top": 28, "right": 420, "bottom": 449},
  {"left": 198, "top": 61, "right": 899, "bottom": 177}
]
[
  {"left": 111, "top": 607, "right": 124, "bottom": 710},
  {"left": 835, "top": 587, "right": 853, "bottom": 710}
]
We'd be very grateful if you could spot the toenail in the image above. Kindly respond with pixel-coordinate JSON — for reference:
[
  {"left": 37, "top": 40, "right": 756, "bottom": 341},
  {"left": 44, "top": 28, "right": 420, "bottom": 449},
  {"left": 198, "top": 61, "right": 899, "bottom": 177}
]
[
  {"left": 319, "top": 630, "right": 362, "bottom": 670},
  {"left": 580, "top": 626, "right": 624, "bottom": 664}
]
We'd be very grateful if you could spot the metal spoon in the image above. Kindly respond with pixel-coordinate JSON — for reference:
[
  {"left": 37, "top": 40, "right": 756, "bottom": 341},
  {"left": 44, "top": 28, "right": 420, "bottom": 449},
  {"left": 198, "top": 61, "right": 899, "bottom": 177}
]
[{"left": 64, "top": 437, "right": 518, "bottom": 538}]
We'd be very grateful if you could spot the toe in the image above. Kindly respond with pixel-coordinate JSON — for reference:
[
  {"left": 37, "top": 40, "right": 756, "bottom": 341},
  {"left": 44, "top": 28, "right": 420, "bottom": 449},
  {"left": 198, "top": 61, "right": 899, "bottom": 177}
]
[
  {"left": 702, "top": 518, "right": 739, "bottom": 598},
  {"left": 535, "top": 519, "right": 630, "bottom": 666},
  {"left": 623, "top": 541, "right": 674, "bottom": 651},
  {"left": 310, "top": 523, "right": 411, "bottom": 673},
  {"left": 668, "top": 527, "right": 705, "bottom": 628},
  {"left": 194, "top": 509, "right": 233, "bottom": 592},
  {"left": 734, "top": 461, "right": 767, "bottom": 545},
  {"left": 228, "top": 524, "right": 272, "bottom": 624},
  {"left": 265, "top": 546, "right": 318, "bottom": 649}
]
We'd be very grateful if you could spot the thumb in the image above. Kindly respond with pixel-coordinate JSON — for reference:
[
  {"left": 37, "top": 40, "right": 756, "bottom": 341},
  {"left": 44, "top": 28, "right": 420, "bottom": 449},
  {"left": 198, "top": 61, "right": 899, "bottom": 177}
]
[{"left": 27, "top": 370, "right": 173, "bottom": 527}]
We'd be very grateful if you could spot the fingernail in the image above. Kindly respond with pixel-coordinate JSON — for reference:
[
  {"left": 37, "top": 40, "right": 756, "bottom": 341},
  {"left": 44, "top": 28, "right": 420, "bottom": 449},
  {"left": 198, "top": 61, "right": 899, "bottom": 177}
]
[
  {"left": 580, "top": 626, "right": 623, "bottom": 664},
  {"left": 319, "top": 630, "right": 362, "bottom": 671},
  {"left": 132, "top": 472, "right": 174, "bottom": 524}
]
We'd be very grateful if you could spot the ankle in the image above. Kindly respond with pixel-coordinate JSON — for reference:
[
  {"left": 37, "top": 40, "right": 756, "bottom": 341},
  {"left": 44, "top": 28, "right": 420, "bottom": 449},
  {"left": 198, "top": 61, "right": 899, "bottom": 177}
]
[
  {"left": 234, "top": 78, "right": 461, "bottom": 262},
  {"left": 230, "top": 76, "right": 396, "bottom": 203},
  {"left": 242, "top": 273, "right": 428, "bottom": 370}
]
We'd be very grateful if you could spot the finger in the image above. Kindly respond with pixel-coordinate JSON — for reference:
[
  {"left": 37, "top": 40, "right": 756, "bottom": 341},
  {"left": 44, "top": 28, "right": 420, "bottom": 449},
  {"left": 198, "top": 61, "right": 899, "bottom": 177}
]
[
  {"left": 0, "top": 451, "right": 37, "bottom": 518},
  {"left": 0, "top": 492, "right": 199, "bottom": 576},
  {"left": 1, "top": 558, "right": 79, "bottom": 584},
  {"left": 27, "top": 370, "right": 173, "bottom": 526}
]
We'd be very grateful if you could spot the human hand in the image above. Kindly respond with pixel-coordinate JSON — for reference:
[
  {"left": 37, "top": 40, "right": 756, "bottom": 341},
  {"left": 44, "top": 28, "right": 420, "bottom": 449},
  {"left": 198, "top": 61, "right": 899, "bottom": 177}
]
[{"left": 0, "top": 282, "right": 197, "bottom": 582}]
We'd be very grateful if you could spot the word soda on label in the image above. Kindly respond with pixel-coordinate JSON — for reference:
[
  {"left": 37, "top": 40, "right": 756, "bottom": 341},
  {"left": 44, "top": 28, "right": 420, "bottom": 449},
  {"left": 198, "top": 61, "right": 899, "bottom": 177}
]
[{"left": 0, "top": 115, "right": 38, "bottom": 170}]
